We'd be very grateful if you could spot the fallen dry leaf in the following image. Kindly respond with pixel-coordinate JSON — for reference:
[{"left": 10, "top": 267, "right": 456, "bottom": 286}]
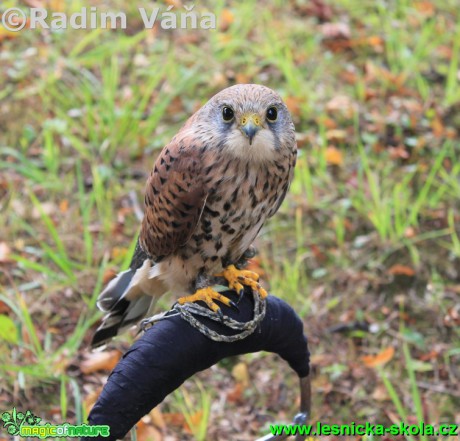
[
  {"left": 320, "top": 22, "right": 351, "bottom": 40},
  {"left": 362, "top": 346, "right": 395, "bottom": 368},
  {"left": 235, "top": 73, "right": 251, "bottom": 84},
  {"left": 0, "top": 26, "right": 21, "bottom": 42},
  {"left": 102, "top": 268, "right": 118, "bottom": 285},
  {"left": 389, "top": 145, "right": 410, "bottom": 160},
  {"left": 232, "top": 362, "right": 249, "bottom": 387},
  {"left": 0, "top": 242, "right": 12, "bottom": 263},
  {"left": 293, "top": 0, "right": 333, "bottom": 21},
  {"left": 81, "top": 350, "right": 121, "bottom": 374},
  {"left": 181, "top": 410, "right": 204, "bottom": 434},
  {"left": 220, "top": 8, "right": 234, "bottom": 31},
  {"left": 285, "top": 96, "right": 303, "bottom": 117},
  {"left": 227, "top": 382, "right": 244, "bottom": 403},
  {"left": 431, "top": 115, "right": 444, "bottom": 137},
  {"left": 149, "top": 407, "right": 166, "bottom": 431},
  {"left": 165, "top": 0, "right": 183, "bottom": 7},
  {"left": 419, "top": 349, "right": 441, "bottom": 361},
  {"left": 162, "top": 412, "right": 186, "bottom": 428},
  {"left": 111, "top": 246, "right": 128, "bottom": 260},
  {"left": 404, "top": 227, "right": 416, "bottom": 238},
  {"left": 317, "top": 115, "right": 338, "bottom": 129},
  {"left": 326, "top": 129, "right": 347, "bottom": 142},
  {"left": 326, "top": 95, "right": 357, "bottom": 117},
  {"left": 443, "top": 305, "right": 460, "bottom": 327},
  {"left": 325, "top": 146, "right": 344, "bottom": 166},
  {"left": 136, "top": 419, "right": 163, "bottom": 441},
  {"left": 372, "top": 383, "right": 390, "bottom": 401},
  {"left": 387, "top": 264, "right": 415, "bottom": 277},
  {"left": 365, "top": 35, "right": 385, "bottom": 49},
  {"left": 0, "top": 301, "right": 10, "bottom": 314},
  {"left": 59, "top": 199, "right": 69, "bottom": 213},
  {"left": 84, "top": 386, "right": 103, "bottom": 414},
  {"left": 414, "top": 1, "right": 435, "bottom": 16},
  {"left": 23, "top": 0, "right": 45, "bottom": 7}
]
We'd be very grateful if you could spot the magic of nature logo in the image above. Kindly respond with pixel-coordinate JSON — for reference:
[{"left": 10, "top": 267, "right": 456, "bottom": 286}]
[
  {"left": 1, "top": 407, "right": 109, "bottom": 438},
  {"left": 2, "top": 407, "right": 41, "bottom": 436}
]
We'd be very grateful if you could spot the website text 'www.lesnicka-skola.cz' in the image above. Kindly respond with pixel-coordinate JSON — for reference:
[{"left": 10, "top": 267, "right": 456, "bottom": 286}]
[{"left": 269, "top": 421, "right": 459, "bottom": 437}]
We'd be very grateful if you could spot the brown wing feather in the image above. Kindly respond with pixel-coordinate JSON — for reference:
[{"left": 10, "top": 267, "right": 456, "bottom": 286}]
[{"left": 140, "top": 143, "right": 207, "bottom": 259}]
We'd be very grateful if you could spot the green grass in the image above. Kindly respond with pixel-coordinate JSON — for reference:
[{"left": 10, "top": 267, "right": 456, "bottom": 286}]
[{"left": 1, "top": 0, "right": 459, "bottom": 439}]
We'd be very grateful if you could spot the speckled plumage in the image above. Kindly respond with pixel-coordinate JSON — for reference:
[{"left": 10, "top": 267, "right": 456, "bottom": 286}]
[{"left": 92, "top": 84, "right": 297, "bottom": 347}]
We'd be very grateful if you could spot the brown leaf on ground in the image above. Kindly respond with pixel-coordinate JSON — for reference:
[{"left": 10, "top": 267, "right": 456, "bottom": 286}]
[
  {"left": 419, "top": 349, "right": 441, "bottom": 361},
  {"left": 59, "top": 199, "right": 69, "bottom": 213},
  {"left": 365, "top": 61, "right": 407, "bottom": 90},
  {"left": 404, "top": 227, "right": 416, "bottom": 238},
  {"left": 162, "top": 412, "right": 186, "bottom": 427},
  {"left": 0, "top": 301, "right": 10, "bottom": 314},
  {"left": 414, "top": 1, "right": 435, "bottom": 16},
  {"left": 81, "top": 350, "right": 121, "bottom": 374},
  {"left": 293, "top": 0, "right": 333, "bottom": 22},
  {"left": 0, "top": 242, "right": 13, "bottom": 263},
  {"left": 102, "top": 268, "right": 118, "bottom": 285},
  {"left": 362, "top": 347, "right": 395, "bottom": 368},
  {"left": 185, "top": 410, "right": 204, "bottom": 433},
  {"left": 23, "top": 0, "right": 45, "bottom": 7},
  {"left": 228, "top": 362, "right": 250, "bottom": 403},
  {"left": 372, "top": 383, "right": 390, "bottom": 401},
  {"left": 165, "top": 0, "right": 182, "bottom": 7},
  {"left": 320, "top": 22, "right": 351, "bottom": 40},
  {"left": 389, "top": 145, "right": 410, "bottom": 160},
  {"left": 387, "top": 264, "right": 415, "bottom": 277},
  {"left": 136, "top": 419, "right": 163, "bottom": 441},
  {"left": 232, "top": 362, "right": 249, "bottom": 387},
  {"left": 111, "top": 247, "right": 128, "bottom": 260},
  {"left": 325, "top": 146, "right": 344, "bottom": 166},
  {"left": 443, "top": 305, "right": 460, "bottom": 327},
  {"left": 220, "top": 9, "right": 235, "bottom": 31},
  {"left": 84, "top": 386, "right": 103, "bottom": 415},
  {"left": 0, "top": 26, "right": 21, "bottom": 42},
  {"left": 365, "top": 35, "right": 385, "bottom": 49},
  {"left": 227, "top": 382, "right": 244, "bottom": 403},
  {"left": 149, "top": 407, "right": 166, "bottom": 431},
  {"left": 166, "top": 96, "right": 184, "bottom": 116},
  {"left": 235, "top": 73, "right": 251, "bottom": 84},
  {"left": 285, "top": 96, "right": 303, "bottom": 117},
  {"left": 326, "top": 95, "right": 357, "bottom": 117},
  {"left": 310, "top": 244, "right": 327, "bottom": 263},
  {"left": 431, "top": 115, "right": 444, "bottom": 137},
  {"left": 326, "top": 129, "right": 347, "bottom": 143}
]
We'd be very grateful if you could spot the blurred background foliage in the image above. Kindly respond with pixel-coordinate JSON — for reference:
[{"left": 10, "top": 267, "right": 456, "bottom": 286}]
[{"left": 0, "top": 0, "right": 459, "bottom": 440}]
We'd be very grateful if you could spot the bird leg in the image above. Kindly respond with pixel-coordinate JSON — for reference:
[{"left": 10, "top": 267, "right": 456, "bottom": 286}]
[
  {"left": 214, "top": 264, "right": 267, "bottom": 301},
  {"left": 177, "top": 287, "right": 238, "bottom": 314},
  {"left": 177, "top": 249, "right": 263, "bottom": 315}
]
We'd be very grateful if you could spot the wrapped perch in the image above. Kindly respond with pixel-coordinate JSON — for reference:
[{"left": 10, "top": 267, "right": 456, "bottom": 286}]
[{"left": 84, "top": 289, "right": 311, "bottom": 441}]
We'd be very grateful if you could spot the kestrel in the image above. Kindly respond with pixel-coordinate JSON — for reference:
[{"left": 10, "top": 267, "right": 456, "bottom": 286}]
[{"left": 92, "top": 84, "right": 297, "bottom": 347}]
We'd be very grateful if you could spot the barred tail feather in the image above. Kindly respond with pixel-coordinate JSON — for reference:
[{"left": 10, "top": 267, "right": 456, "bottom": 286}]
[{"left": 91, "top": 260, "right": 167, "bottom": 348}]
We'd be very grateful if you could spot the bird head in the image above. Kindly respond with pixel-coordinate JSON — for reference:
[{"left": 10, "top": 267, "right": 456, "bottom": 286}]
[{"left": 191, "top": 84, "right": 296, "bottom": 162}]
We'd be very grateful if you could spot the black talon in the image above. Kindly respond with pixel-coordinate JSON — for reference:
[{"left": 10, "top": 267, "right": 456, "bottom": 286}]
[
  {"left": 229, "top": 300, "right": 240, "bottom": 312},
  {"left": 216, "top": 308, "right": 224, "bottom": 321},
  {"left": 237, "top": 289, "right": 244, "bottom": 303}
]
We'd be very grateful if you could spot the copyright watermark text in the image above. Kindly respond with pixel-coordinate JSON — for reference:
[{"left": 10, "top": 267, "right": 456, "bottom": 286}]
[{"left": 1, "top": 5, "right": 216, "bottom": 32}]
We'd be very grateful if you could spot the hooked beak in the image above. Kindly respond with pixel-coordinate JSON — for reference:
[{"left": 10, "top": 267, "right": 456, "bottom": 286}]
[{"left": 240, "top": 114, "right": 261, "bottom": 145}]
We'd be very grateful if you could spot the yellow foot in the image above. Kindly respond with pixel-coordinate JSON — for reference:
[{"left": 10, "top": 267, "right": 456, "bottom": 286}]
[
  {"left": 215, "top": 264, "right": 267, "bottom": 300},
  {"left": 177, "top": 287, "right": 236, "bottom": 314}
]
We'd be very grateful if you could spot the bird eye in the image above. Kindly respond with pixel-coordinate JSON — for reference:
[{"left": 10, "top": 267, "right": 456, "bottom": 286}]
[
  {"left": 222, "top": 106, "right": 234, "bottom": 122},
  {"left": 266, "top": 106, "right": 278, "bottom": 122}
]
